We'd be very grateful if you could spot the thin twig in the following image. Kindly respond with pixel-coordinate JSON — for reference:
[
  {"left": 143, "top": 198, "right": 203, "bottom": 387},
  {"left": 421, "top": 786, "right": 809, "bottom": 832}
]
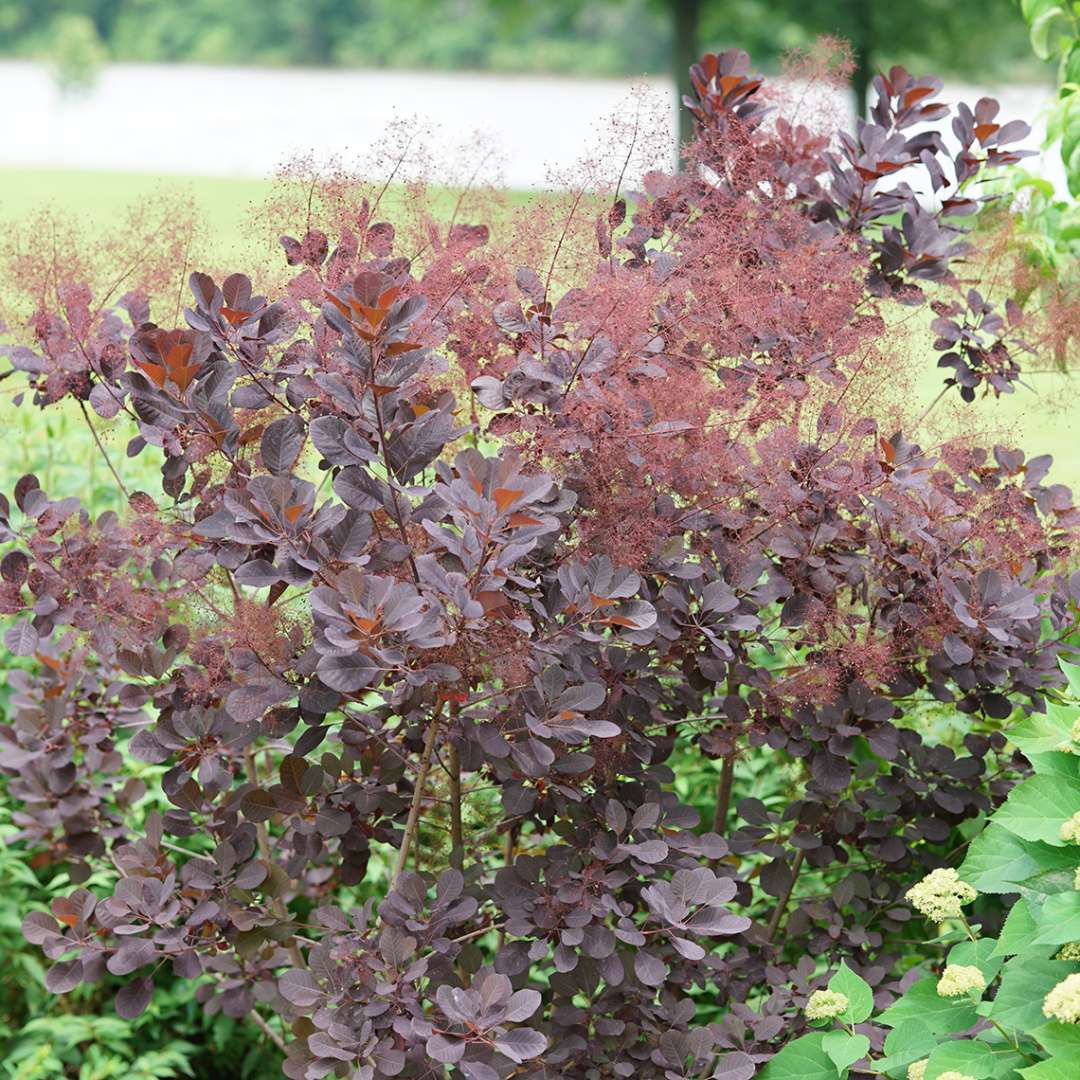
[
  {"left": 246, "top": 1005, "right": 288, "bottom": 1054},
  {"left": 448, "top": 741, "right": 464, "bottom": 871},
  {"left": 710, "top": 753, "right": 735, "bottom": 861},
  {"left": 911, "top": 384, "right": 951, "bottom": 433},
  {"left": 78, "top": 400, "right": 130, "bottom": 499},
  {"left": 766, "top": 848, "right": 805, "bottom": 943},
  {"left": 370, "top": 347, "right": 420, "bottom": 583},
  {"left": 245, "top": 747, "right": 304, "bottom": 968},
  {"left": 451, "top": 920, "right": 504, "bottom": 945},
  {"left": 496, "top": 824, "right": 517, "bottom": 952},
  {"left": 984, "top": 1016, "right": 1038, "bottom": 1066}
]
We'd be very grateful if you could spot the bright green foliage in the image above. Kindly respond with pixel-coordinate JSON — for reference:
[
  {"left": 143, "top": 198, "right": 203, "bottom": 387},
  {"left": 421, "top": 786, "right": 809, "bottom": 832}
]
[
  {"left": 961, "top": 824, "right": 1077, "bottom": 894},
  {"left": 1016, "top": 0, "right": 1080, "bottom": 197},
  {"left": 759, "top": 1029, "right": 838, "bottom": 1080},
  {"left": 0, "top": 0, "right": 671, "bottom": 76},
  {"left": 48, "top": 13, "right": 107, "bottom": 94},
  {"left": 762, "top": 663, "right": 1080, "bottom": 1080},
  {"left": 827, "top": 964, "right": 875, "bottom": 1026},
  {"left": 821, "top": 1031, "right": 871, "bottom": 1073},
  {"left": 990, "top": 773, "right": 1080, "bottom": 846},
  {"left": 3, "top": 1016, "right": 196, "bottom": 1080},
  {"left": 1000, "top": 1, "right": 1080, "bottom": 369}
]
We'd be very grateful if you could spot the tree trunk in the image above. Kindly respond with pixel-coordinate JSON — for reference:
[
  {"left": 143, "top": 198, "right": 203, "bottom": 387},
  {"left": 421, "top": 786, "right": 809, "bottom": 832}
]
[
  {"left": 671, "top": 0, "right": 702, "bottom": 161},
  {"left": 849, "top": 0, "right": 875, "bottom": 119}
]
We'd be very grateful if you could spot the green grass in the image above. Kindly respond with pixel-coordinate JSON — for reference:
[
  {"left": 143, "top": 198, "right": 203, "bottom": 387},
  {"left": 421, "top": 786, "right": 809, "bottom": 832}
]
[
  {"left": 0, "top": 167, "right": 275, "bottom": 262},
  {"left": 0, "top": 167, "right": 1077, "bottom": 511},
  {"left": 0, "top": 166, "right": 533, "bottom": 268},
  {"left": 957, "top": 373, "right": 1078, "bottom": 488},
  {"left": 875, "top": 310, "right": 1080, "bottom": 494},
  {"left": 0, "top": 168, "right": 536, "bottom": 511},
  {"left": 0, "top": 169, "right": 288, "bottom": 508}
]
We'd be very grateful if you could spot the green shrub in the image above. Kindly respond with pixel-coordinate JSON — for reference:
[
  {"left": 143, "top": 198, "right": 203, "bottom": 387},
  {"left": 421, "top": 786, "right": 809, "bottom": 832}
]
[{"left": 763, "top": 662, "right": 1080, "bottom": 1079}]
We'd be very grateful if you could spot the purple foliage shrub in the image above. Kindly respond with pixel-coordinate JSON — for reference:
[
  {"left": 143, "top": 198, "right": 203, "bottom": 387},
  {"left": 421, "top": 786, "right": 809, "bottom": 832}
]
[{"left": 1, "top": 49, "right": 1078, "bottom": 1079}]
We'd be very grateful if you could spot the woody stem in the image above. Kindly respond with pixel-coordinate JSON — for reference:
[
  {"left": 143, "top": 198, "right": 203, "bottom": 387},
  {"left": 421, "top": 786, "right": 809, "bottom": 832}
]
[
  {"left": 246, "top": 1004, "right": 287, "bottom": 1053},
  {"left": 766, "top": 848, "right": 805, "bottom": 943},
  {"left": 392, "top": 706, "right": 443, "bottom": 887},
  {"left": 448, "top": 741, "right": 464, "bottom": 871},
  {"left": 245, "top": 747, "right": 304, "bottom": 968},
  {"left": 78, "top": 400, "right": 130, "bottom": 500},
  {"left": 713, "top": 753, "right": 735, "bottom": 832}
]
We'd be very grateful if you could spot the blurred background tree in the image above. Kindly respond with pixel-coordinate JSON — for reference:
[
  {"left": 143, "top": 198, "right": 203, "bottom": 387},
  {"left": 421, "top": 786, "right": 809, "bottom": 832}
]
[
  {"left": 730, "top": 0, "right": 1044, "bottom": 107},
  {"left": 0, "top": 0, "right": 1045, "bottom": 98},
  {"left": 47, "top": 12, "right": 107, "bottom": 95}
]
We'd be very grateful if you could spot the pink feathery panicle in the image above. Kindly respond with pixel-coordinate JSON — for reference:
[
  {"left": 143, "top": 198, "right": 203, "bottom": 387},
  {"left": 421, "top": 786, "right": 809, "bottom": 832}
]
[
  {"left": 767, "top": 37, "right": 857, "bottom": 139},
  {"left": 1, "top": 41, "right": 1079, "bottom": 1079},
  {"left": 1, "top": 196, "right": 200, "bottom": 415},
  {"left": 972, "top": 208, "right": 1080, "bottom": 382}
]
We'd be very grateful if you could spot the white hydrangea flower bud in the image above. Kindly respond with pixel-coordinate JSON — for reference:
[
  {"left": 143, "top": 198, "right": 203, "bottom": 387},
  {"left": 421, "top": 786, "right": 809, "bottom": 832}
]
[
  {"left": 804, "top": 989, "right": 849, "bottom": 1021},
  {"left": 936, "top": 964, "right": 986, "bottom": 998},
  {"left": 905, "top": 868, "right": 977, "bottom": 921},
  {"left": 1044, "top": 973, "right": 1080, "bottom": 1024},
  {"left": 1061, "top": 812, "right": 1080, "bottom": 845}
]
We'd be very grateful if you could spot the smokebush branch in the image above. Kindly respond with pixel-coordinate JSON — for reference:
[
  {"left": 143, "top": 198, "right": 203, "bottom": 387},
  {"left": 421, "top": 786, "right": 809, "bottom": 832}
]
[
  {"left": 1, "top": 47, "right": 1070, "bottom": 1079},
  {"left": 448, "top": 741, "right": 464, "bottom": 871},
  {"left": 392, "top": 705, "right": 444, "bottom": 888},
  {"left": 78, "top": 400, "right": 129, "bottom": 499},
  {"left": 246, "top": 747, "right": 304, "bottom": 969},
  {"left": 712, "top": 754, "right": 735, "bottom": 836},
  {"left": 765, "top": 849, "right": 805, "bottom": 943},
  {"left": 247, "top": 1004, "right": 287, "bottom": 1054}
]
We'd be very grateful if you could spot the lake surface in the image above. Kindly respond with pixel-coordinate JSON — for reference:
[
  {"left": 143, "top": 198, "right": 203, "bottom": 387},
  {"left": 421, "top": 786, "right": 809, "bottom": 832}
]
[{"left": 0, "top": 60, "right": 1063, "bottom": 192}]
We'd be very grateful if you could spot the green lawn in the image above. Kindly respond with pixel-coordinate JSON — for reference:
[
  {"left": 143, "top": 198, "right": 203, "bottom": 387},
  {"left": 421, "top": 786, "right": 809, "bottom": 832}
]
[
  {"left": 0, "top": 168, "right": 275, "bottom": 261},
  {"left": 0, "top": 169, "right": 283, "bottom": 506},
  {"left": 0, "top": 168, "right": 531, "bottom": 509},
  {"left": 0, "top": 167, "right": 1076, "bottom": 510},
  {"left": 954, "top": 371, "right": 1078, "bottom": 489}
]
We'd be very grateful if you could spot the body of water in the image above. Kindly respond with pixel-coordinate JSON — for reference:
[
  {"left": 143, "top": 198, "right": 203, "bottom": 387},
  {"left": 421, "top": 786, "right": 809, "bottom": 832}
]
[{"left": 0, "top": 60, "right": 1063, "bottom": 192}]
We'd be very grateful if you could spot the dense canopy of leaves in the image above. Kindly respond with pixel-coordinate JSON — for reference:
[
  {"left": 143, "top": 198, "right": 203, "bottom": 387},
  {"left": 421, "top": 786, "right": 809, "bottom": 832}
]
[{"left": 1, "top": 50, "right": 1078, "bottom": 1080}]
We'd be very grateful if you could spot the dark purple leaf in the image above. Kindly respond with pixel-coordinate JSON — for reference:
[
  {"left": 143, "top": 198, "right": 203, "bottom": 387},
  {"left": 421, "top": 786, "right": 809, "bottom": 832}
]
[
  {"left": 115, "top": 975, "right": 154, "bottom": 1018},
  {"left": 494, "top": 1028, "right": 548, "bottom": 1063}
]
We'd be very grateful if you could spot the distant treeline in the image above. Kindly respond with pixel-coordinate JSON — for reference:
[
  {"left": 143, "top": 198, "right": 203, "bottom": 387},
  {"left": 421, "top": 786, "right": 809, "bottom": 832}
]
[{"left": 0, "top": 0, "right": 1041, "bottom": 82}]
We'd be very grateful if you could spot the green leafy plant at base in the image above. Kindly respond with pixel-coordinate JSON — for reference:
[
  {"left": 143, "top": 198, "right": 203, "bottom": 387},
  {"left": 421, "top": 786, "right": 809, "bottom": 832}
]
[
  {"left": 999, "top": 1, "right": 1080, "bottom": 370},
  {"left": 1016, "top": 0, "right": 1080, "bottom": 195},
  {"left": 762, "top": 662, "right": 1080, "bottom": 1079}
]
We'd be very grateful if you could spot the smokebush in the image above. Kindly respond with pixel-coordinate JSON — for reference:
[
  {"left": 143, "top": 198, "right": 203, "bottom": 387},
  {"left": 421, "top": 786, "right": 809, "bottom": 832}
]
[{"left": 2, "top": 47, "right": 1078, "bottom": 1080}]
